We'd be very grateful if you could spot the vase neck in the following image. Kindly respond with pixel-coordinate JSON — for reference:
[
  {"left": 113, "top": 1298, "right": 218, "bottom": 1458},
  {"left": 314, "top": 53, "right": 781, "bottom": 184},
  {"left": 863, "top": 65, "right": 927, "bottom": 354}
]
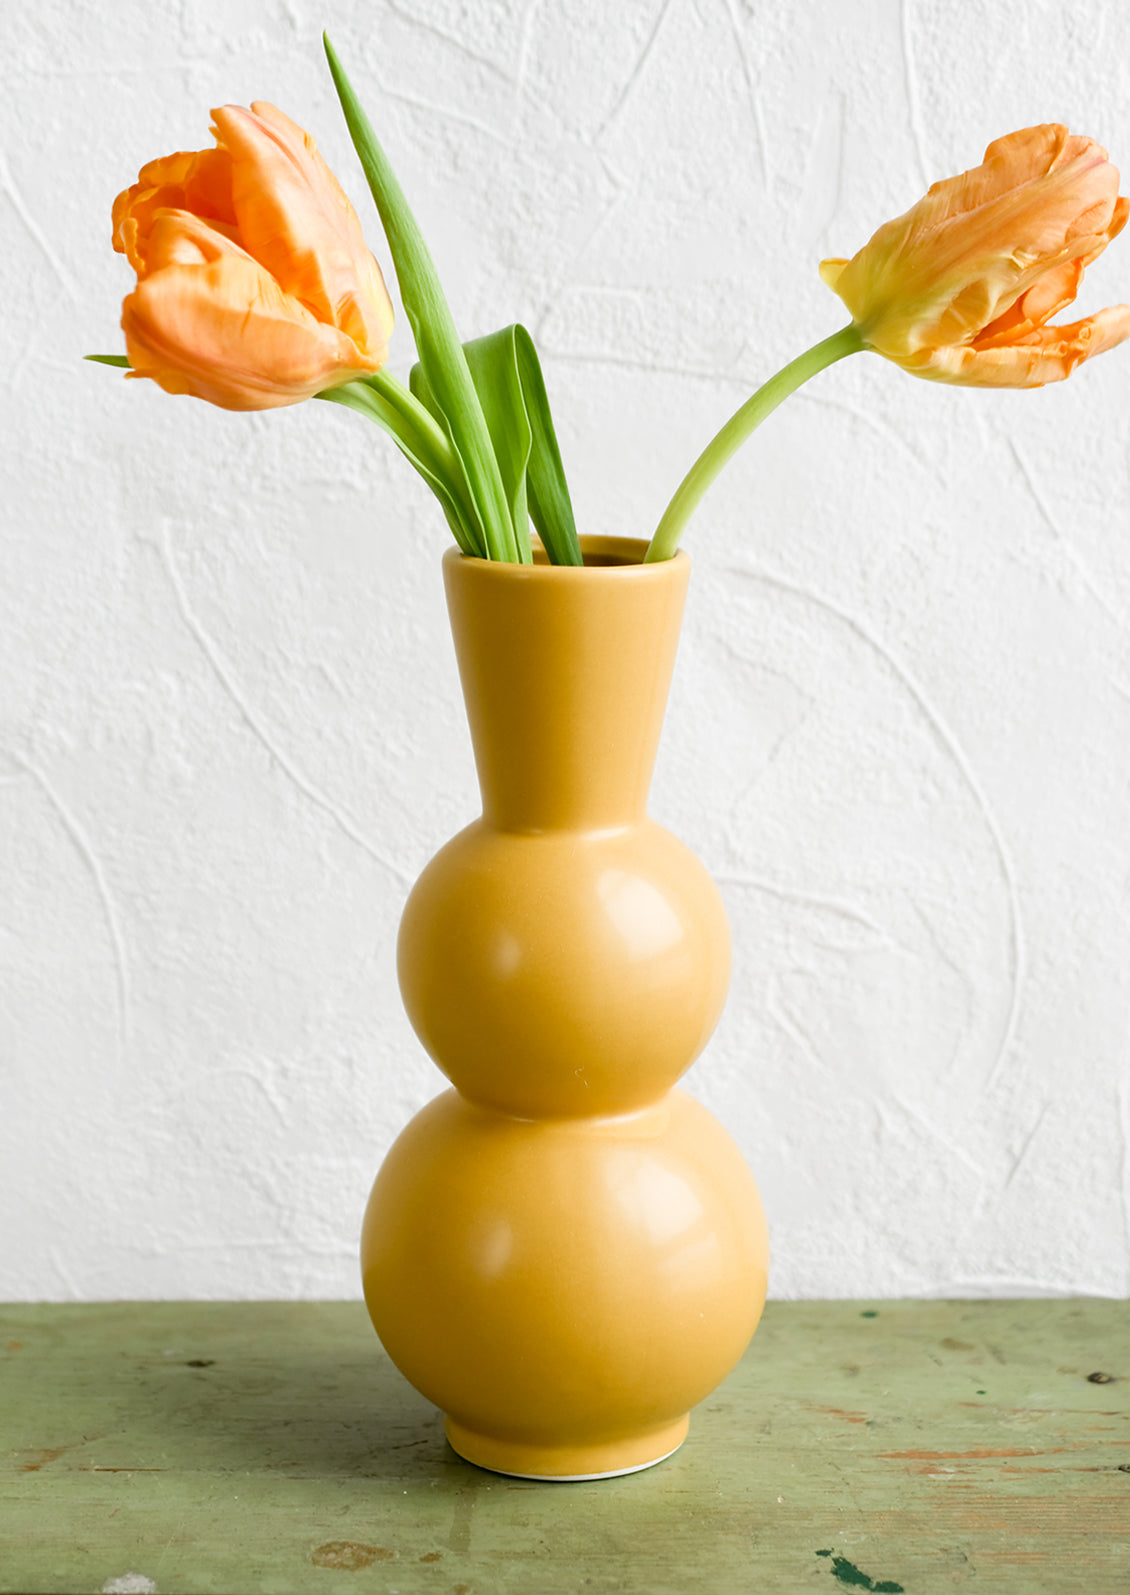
[{"left": 443, "top": 541, "right": 690, "bottom": 833}]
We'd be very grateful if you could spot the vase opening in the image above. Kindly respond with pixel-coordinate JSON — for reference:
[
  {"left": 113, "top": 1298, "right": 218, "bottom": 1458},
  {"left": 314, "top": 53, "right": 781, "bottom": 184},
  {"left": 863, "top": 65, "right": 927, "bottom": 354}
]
[{"left": 526, "top": 533, "right": 654, "bottom": 569}]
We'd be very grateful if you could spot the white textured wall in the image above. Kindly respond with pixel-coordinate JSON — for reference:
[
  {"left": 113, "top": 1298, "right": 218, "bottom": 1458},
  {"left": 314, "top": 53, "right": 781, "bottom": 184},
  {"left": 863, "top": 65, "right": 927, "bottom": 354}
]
[{"left": 4, "top": 0, "right": 1129, "bottom": 1302}]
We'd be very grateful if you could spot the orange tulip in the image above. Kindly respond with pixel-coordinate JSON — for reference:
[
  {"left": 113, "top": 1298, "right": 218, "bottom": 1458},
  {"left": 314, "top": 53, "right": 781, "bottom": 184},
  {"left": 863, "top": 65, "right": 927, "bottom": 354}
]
[
  {"left": 820, "top": 124, "right": 1130, "bottom": 387},
  {"left": 112, "top": 102, "right": 394, "bottom": 410}
]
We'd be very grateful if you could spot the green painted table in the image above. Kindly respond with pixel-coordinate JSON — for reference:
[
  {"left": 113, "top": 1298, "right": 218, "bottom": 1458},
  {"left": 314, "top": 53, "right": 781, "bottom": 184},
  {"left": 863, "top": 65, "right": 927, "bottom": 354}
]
[{"left": 1, "top": 1300, "right": 1127, "bottom": 1594}]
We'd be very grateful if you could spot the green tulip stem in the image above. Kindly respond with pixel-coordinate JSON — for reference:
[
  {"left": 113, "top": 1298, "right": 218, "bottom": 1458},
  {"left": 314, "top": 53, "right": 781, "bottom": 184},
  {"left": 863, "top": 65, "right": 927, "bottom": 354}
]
[
  {"left": 368, "top": 366, "right": 461, "bottom": 473},
  {"left": 644, "top": 323, "right": 864, "bottom": 562},
  {"left": 319, "top": 366, "right": 486, "bottom": 555}
]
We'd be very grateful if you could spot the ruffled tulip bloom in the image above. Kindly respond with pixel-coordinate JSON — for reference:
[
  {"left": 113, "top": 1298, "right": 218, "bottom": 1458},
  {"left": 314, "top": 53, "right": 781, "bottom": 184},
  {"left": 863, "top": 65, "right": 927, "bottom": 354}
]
[
  {"left": 819, "top": 123, "right": 1130, "bottom": 387},
  {"left": 112, "top": 102, "right": 394, "bottom": 409}
]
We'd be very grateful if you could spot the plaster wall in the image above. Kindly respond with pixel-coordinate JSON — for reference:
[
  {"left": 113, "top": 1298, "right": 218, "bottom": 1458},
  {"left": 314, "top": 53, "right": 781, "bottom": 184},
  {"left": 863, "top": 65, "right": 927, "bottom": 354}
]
[{"left": 3, "top": 0, "right": 1129, "bottom": 1300}]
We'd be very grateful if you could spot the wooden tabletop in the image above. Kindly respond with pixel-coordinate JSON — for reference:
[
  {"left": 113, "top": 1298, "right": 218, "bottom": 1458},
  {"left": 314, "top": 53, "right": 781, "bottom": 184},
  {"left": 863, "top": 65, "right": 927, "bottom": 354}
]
[{"left": 1, "top": 1299, "right": 1127, "bottom": 1593}]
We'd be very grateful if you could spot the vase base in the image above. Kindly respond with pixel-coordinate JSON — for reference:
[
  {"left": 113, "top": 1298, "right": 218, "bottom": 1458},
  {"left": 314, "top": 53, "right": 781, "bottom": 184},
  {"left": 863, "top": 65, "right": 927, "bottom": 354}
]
[{"left": 444, "top": 1414, "right": 689, "bottom": 1480}]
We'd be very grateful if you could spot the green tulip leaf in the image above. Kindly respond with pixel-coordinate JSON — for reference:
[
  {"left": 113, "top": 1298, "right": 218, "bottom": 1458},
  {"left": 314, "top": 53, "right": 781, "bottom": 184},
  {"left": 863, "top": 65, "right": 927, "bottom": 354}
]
[
  {"left": 412, "top": 325, "right": 581, "bottom": 567},
  {"left": 324, "top": 34, "right": 520, "bottom": 563},
  {"left": 85, "top": 355, "right": 132, "bottom": 367},
  {"left": 510, "top": 326, "right": 581, "bottom": 567},
  {"left": 458, "top": 333, "right": 531, "bottom": 565},
  {"left": 412, "top": 341, "right": 532, "bottom": 564}
]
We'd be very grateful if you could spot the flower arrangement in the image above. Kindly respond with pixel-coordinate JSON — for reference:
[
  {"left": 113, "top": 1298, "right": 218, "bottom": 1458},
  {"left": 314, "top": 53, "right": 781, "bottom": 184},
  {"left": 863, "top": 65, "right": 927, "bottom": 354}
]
[{"left": 92, "top": 37, "right": 1130, "bottom": 567}]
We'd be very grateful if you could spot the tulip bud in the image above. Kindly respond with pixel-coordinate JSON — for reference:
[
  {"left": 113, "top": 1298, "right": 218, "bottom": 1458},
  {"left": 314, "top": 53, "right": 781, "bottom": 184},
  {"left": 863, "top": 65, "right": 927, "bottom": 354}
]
[
  {"left": 820, "top": 124, "right": 1130, "bottom": 387},
  {"left": 112, "top": 102, "right": 395, "bottom": 410}
]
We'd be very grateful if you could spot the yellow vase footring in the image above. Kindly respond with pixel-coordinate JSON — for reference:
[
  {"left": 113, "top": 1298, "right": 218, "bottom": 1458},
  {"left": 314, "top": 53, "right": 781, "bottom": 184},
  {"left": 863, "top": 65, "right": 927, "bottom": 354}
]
[{"left": 443, "top": 1414, "right": 690, "bottom": 1481}]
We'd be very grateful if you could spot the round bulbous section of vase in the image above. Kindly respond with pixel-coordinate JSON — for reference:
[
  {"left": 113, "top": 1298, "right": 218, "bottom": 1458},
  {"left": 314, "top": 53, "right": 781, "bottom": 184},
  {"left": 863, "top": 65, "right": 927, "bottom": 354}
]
[
  {"left": 361, "top": 1088, "right": 768, "bottom": 1480},
  {"left": 397, "top": 818, "right": 731, "bottom": 1119}
]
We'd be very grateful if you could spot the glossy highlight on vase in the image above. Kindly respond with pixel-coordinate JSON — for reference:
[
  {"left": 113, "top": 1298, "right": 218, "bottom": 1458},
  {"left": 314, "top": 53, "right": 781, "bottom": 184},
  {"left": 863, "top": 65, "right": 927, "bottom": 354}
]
[{"left": 362, "top": 537, "right": 769, "bottom": 1478}]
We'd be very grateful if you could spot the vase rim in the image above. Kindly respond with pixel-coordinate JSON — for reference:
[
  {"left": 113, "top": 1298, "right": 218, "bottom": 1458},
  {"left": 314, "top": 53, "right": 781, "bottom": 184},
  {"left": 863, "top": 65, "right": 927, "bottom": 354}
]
[{"left": 443, "top": 536, "right": 689, "bottom": 577}]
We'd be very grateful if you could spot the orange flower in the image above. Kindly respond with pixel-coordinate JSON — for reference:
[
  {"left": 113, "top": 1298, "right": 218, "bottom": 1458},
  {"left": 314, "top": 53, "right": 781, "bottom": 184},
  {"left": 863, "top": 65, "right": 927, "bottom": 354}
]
[
  {"left": 112, "top": 102, "right": 394, "bottom": 410},
  {"left": 820, "top": 124, "right": 1130, "bottom": 387}
]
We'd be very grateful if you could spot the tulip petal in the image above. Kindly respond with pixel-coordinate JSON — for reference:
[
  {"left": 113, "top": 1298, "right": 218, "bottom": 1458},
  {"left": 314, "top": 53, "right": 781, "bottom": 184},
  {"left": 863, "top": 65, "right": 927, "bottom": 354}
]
[
  {"left": 895, "top": 303, "right": 1130, "bottom": 387},
  {"left": 141, "top": 209, "right": 255, "bottom": 274},
  {"left": 973, "top": 258, "right": 1084, "bottom": 348},
  {"left": 210, "top": 101, "right": 393, "bottom": 363},
  {"left": 122, "top": 252, "right": 384, "bottom": 410},
  {"left": 113, "top": 148, "right": 236, "bottom": 272}
]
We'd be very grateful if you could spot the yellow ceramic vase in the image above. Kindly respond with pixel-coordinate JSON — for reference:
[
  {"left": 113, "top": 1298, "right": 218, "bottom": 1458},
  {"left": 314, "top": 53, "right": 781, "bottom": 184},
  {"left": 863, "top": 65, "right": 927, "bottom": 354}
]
[{"left": 361, "top": 535, "right": 769, "bottom": 1479}]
